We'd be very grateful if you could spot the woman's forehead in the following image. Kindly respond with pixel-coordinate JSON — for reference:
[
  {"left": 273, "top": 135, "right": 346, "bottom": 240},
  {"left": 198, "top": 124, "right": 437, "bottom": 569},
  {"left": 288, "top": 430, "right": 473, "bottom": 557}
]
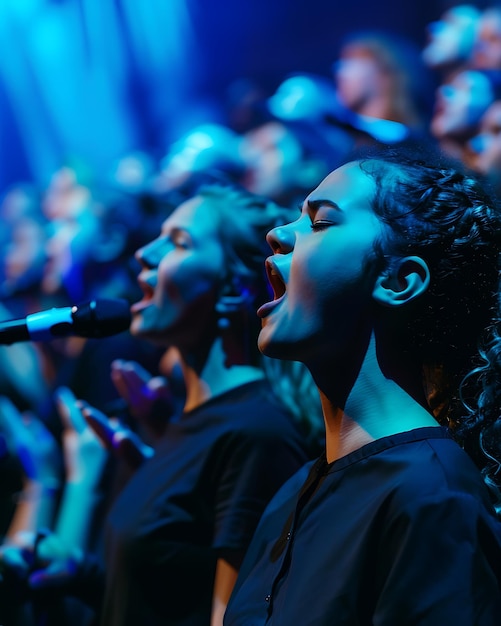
[
  {"left": 307, "top": 161, "right": 376, "bottom": 206},
  {"left": 164, "top": 195, "right": 209, "bottom": 224}
]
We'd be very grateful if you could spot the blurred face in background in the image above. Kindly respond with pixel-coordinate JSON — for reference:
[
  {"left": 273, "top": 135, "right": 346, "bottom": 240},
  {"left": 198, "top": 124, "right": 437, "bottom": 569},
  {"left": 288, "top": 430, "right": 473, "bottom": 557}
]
[
  {"left": 471, "top": 9, "right": 501, "bottom": 70},
  {"left": 239, "top": 121, "right": 303, "bottom": 200},
  {"left": 3, "top": 216, "right": 47, "bottom": 294},
  {"left": 41, "top": 167, "right": 97, "bottom": 298},
  {"left": 155, "top": 125, "right": 243, "bottom": 193},
  {"left": 470, "top": 101, "right": 501, "bottom": 176},
  {"left": 42, "top": 167, "right": 91, "bottom": 221},
  {"left": 42, "top": 210, "right": 100, "bottom": 300},
  {"left": 431, "top": 70, "right": 495, "bottom": 140},
  {"left": 334, "top": 48, "right": 386, "bottom": 113},
  {"left": 0, "top": 186, "right": 45, "bottom": 294},
  {"left": 422, "top": 5, "right": 479, "bottom": 70}
]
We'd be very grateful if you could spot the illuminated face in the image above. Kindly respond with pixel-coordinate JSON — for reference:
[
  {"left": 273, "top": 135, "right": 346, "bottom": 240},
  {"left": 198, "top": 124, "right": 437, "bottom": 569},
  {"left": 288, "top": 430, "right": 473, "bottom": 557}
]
[
  {"left": 156, "top": 125, "right": 242, "bottom": 192},
  {"left": 431, "top": 70, "right": 494, "bottom": 139},
  {"left": 42, "top": 167, "right": 90, "bottom": 221},
  {"left": 422, "top": 7, "right": 479, "bottom": 68},
  {"left": 472, "top": 10, "right": 501, "bottom": 70},
  {"left": 131, "top": 196, "right": 226, "bottom": 348},
  {"left": 42, "top": 214, "right": 98, "bottom": 297},
  {"left": 334, "top": 52, "right": 383, "bottom": 112},
  {"left": 3, "top": 217, "right": 46, "bottom": 289},
  {"left": 240, "top": 122, "right": 302, "bottom": 199},
  {"left": 257, "top": 161, "right": 384, "bottom": 365},
  {"left": 470, "top": 101, "right": 501, "bottom": 175}
]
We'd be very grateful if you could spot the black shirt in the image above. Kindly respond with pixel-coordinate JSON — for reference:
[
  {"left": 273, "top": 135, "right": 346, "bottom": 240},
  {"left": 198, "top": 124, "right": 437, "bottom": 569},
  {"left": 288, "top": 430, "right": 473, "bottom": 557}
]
[
  {"left": 225, "top": 427, "right": 501, "bottom": 625},
  {"left": 101, "top": 380, "right": 309, "bottom": 626}
]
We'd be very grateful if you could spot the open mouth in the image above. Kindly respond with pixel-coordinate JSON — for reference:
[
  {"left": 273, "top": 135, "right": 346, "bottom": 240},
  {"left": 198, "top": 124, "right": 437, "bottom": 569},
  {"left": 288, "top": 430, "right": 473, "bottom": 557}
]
[
  {"left": 257, "top": 258, "right": 287, "bottom": 320},
  {"left": 265, "top": 258, "right": 286, "bottom": 300},
  {"left": 131, "top": 273, "right": 156, "bottom": 312}
]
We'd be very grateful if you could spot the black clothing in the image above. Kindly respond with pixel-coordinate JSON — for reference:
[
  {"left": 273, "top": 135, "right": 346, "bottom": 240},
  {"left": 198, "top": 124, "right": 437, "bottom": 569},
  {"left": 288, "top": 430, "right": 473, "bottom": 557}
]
[
  {"left": 101, "top": 380, "right": 309, "bottom": 626},
  {"left": 225, "top": 427, "right": 501, "bottom": 626}
]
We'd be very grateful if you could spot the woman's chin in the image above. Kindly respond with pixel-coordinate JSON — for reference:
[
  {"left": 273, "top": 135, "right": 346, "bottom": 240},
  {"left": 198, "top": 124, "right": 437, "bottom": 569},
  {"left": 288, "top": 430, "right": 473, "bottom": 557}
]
[
  {"left": 130, "top": 317, "right": 162, "bottom": 343},
  {"left": 258, "top": 325, "right": 291, "bottom": 360},
  {"left": 129, "top": 314, "right": 145, "bottom": 337}
]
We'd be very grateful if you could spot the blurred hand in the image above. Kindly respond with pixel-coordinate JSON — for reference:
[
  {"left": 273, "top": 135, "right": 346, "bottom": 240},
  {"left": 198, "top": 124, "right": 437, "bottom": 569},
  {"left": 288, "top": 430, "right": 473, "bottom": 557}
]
[
  {"left": 54, "top": 386, "right": 107, "bottom": 486},
  {"left": 28, "top": 532, "right": 83, "bottom": 590},
  {"left": 81, "top": 401, "right": 154, "bottom": 471},
  {"left": 0, "top": 396, "right": 61, "bottom": 488},
  {"left": 111, "top": 359, "right": 174, "bottom": 441},
  {"left": 0, "top": 541, "right": 33, "bottom": 612},
  {"left": 0, "top": 531, "right": 82, "bottom": 590},
  {"left": 0, "top": 540, "right": 33, "bottom": 580}
]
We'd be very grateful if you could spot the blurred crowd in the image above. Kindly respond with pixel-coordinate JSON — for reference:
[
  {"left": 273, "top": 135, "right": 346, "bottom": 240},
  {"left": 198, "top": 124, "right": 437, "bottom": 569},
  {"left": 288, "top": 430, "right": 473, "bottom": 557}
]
[{"left": 0, "top": 3, "right": 501, "bottom": 625}]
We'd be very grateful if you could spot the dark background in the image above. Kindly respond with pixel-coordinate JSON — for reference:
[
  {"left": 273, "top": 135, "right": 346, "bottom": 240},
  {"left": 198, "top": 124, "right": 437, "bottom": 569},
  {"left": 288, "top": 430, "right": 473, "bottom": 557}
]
[{"left": 0, "top": 0, "right": 493, "bottom": 193}]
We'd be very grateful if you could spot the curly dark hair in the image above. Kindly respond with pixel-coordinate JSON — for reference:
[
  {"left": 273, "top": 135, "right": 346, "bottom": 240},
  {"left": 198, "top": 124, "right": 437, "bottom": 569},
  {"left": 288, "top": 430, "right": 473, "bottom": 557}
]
[
  {"left": 359, "top": 150, "right": 501, "bottom": 508},
  {"left": 197, "top": 183, "right": 292, "bottom": 318}
]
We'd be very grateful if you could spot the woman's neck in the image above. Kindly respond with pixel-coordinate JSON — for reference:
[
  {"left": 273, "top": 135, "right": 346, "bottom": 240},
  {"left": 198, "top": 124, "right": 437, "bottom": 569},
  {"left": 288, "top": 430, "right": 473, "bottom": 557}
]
[
  {"left": 179, "top": 336, "right": 264, "bottom": 413},
  {"left": 313, "top": 334, "right": 439, "bottom": 463}
]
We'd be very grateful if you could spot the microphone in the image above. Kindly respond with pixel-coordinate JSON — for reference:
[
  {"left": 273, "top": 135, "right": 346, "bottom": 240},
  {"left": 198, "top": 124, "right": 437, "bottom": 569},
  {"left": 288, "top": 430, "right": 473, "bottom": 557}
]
[{"left": 0, "top": 299, "right": 132, "bottom": 345}]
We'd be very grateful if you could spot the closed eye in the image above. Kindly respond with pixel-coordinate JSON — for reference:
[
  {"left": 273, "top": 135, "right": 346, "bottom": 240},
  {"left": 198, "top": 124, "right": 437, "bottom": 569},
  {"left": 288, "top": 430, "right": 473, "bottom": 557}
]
[
  {"left": 310, "top": 220, "right": 335, "bottom": 232},
  {"left": 169, "top": 228, "right": 192, "bottom": 249}
]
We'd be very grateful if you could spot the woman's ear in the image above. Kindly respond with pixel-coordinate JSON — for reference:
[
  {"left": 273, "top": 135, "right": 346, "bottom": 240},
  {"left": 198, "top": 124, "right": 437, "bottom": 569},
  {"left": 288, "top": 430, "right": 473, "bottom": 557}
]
[{"left": 372, "top": 256, "right": 430, "bottom": 307}]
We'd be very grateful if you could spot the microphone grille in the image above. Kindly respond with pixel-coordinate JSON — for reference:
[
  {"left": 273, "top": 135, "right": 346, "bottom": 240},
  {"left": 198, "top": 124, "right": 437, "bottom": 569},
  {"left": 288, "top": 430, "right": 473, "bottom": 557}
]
[{"left": 71, "top": 299, "right": 132, "bottom": 338}]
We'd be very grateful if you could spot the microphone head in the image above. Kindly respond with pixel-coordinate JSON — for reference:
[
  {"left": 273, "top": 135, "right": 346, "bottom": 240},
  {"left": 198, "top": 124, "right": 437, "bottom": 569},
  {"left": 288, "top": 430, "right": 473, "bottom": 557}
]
[{"left": 70, "top": 299, "right": 132, "bottom": 338}]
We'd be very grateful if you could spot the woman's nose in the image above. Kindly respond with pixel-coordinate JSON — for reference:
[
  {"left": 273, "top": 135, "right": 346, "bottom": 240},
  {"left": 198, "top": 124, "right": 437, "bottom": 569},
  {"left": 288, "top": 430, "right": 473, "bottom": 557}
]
[
  {"left": 135, "top": 240, "right": 159, "bottom": 269},
  {"left": 266, "top": 223, "right": 295, "bottom": 254}
]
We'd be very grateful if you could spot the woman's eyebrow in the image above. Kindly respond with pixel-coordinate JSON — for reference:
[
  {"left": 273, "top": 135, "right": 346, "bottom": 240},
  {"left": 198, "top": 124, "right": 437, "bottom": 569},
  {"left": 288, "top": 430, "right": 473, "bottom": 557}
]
[{"left": 306, "top": 199, "right": 342, "bottom": 212}]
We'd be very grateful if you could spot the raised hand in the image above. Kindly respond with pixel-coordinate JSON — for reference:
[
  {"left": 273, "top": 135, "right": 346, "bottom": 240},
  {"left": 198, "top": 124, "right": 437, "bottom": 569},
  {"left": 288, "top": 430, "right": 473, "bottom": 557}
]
[
  {"left": 80, "top": 401, "right": 154, "bottom": 471},
  {"left": 54, "top": 386, "right": 107, "bottom": 487},
  {"left": 110, "top": 359, "right": 174, "bottom": 442},
  {"left": 0, "top": 397, "right": 61, "bottom": 489},
  {"left": 0, "top": 397, "right": 61, "bottom": 539},
  {"left": 27, "top": 532, "right": 83, "bottom": 590},
  {"left": 53, "top": 386, "right": 108, "bottom": 551},
  {"left": 0, "top": 529, "right": 83, "bottom": 589}
]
